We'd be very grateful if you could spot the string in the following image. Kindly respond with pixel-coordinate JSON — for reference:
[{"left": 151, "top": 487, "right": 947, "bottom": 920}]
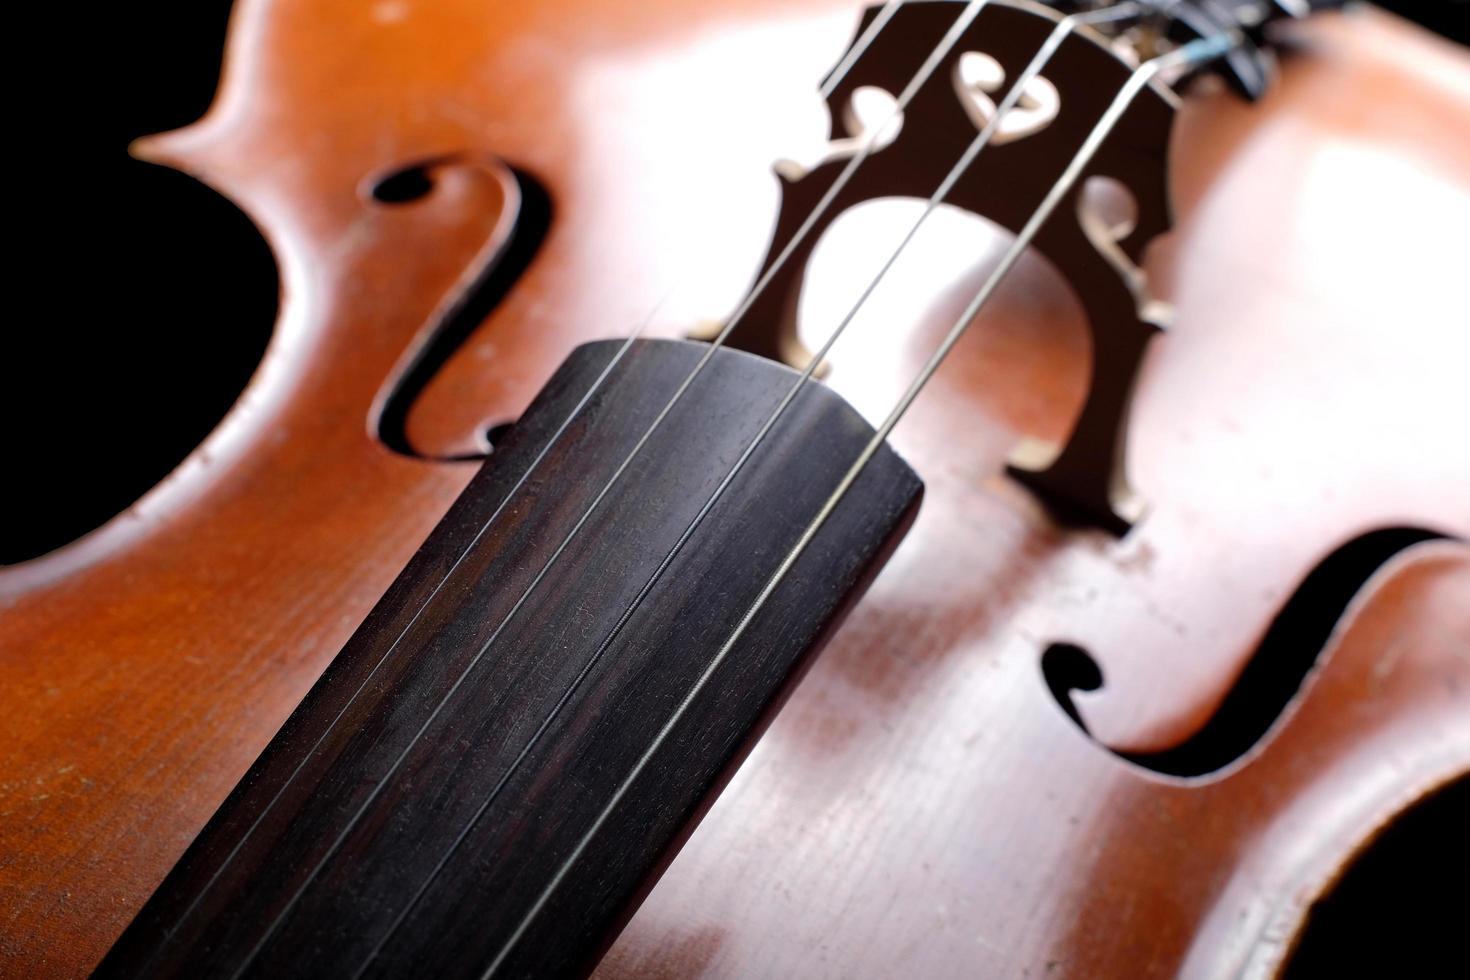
[
  {"left": 154, "top": 5, "right": 973, "bottom": 961},
  {"left": 476, "top": 31, "right": 1237, "bottom": 977},
  {"left": 239, "top": 3, "right": 1217, "bottom": 973},
  {"left": 344, "top": 5, "right": 1149, "bottom": 972},
  {"left": 821, "top": 0, "right": 908, "bottom": 97},
  {"left": 129, "top": 309, "right": 648, "bottom": 980},
  {"left": 140, "top": 7, "right": 923, "bottom": 972},
  {"left": 196, "top": 2, "right": 994, "bottom": 975}
]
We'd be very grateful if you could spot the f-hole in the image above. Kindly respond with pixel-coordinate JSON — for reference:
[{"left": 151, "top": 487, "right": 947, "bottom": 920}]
[
  {"left": 372, "top": 161, "right": 551, "bottom": 461},
  {"left": 1042, "top": 527, "right": 1450, "bottom": 778}
]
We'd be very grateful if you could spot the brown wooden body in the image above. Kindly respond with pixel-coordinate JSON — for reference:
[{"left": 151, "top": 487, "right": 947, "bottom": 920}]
[{"left": 1, "top": 2, "right": 1467, "bottom": 977}]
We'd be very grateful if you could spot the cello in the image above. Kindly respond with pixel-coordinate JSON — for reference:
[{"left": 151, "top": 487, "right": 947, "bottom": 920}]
[{"left": 3, "top": 0, "right": 1467, "bottom": 976}]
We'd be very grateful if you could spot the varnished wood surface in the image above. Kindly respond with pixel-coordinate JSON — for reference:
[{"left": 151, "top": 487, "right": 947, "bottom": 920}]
[{"left": 2, "top": 3, "right": 1468, "bottom": 977}]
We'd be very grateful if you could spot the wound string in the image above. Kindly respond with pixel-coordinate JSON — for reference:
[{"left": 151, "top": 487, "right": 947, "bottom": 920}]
[
  {"left": 199, "top": 4, "right": 1000, "bottom": 976},
  {"left": 347, "top": 6, "right": 1154, "bottom": 971},
  {"left": 477, "top": 31, "right": 1238, "bottom": 977},
  {"left": 130, "top": 4, "right": 929, "bottom": 970}
]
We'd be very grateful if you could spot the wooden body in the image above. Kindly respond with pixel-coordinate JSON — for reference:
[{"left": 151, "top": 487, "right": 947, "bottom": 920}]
[{"left": 2, "top": 2, "right": 1467, "bottom": 977}]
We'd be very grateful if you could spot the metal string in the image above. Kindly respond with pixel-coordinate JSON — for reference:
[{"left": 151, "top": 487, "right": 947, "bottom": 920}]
[
  {"left": 476, "top": 32, "right": 1237, "bottom": 977},
  {"left": 821, "top": 0, "right": 908, "bottom": 97},
  {"left": 347, "top": 5, "right": 1148, "bottom": 972},
  {"left": 135, "top": 5, "right": 918, "bottom": 970},
  {"left": 205, "top": 3, "right": 995, "bottom": 975},
  {"left": 252, "top": 5, "right": 1216, "bottom": 974},
  {"left": 128, "top": 307, "right": 647, "bottom": 980}
]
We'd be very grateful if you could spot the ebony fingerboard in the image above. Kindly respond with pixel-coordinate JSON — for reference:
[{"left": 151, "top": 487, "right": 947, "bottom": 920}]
[{"left": 97, "top": 339, "right": 922, "bottom": 979}]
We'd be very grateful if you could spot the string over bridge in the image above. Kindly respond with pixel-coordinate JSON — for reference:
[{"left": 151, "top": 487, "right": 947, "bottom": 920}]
[{"left": 702, "top": 0, "right": 1183, "bottom": 533}]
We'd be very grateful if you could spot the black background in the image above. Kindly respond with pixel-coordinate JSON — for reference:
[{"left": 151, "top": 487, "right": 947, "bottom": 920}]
[{"left": 5, "top": 2, "right": 276, "bottom": 565}]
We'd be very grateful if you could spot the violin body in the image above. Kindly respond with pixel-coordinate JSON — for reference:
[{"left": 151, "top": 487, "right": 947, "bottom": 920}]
[{"left": 2, "top": 1, "right": 1467, "bottom": 976}]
